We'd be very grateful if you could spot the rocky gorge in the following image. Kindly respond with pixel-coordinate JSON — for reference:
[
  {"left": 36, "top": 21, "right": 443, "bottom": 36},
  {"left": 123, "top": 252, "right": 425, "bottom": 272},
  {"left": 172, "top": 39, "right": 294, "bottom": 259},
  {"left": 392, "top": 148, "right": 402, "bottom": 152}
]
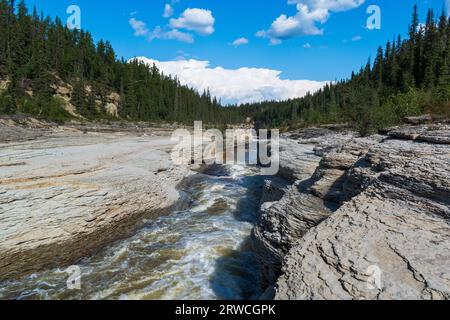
[
  {"left": 253, "top": 122, "right": 450, "bottom": 300},
  {"left": 0, "top": 116, "right": 449, "bottom": 300},
  {"left": 0, "top": 117, "right": 265, "bottom": 299}
]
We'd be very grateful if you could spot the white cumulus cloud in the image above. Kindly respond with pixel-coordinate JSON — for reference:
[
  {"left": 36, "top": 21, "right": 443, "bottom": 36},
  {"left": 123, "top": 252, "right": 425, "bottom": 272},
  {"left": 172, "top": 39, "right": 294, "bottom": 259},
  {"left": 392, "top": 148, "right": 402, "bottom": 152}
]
[
  {"left": 258, "top": 0, "right": 365, "bottom": 44},
  {"left": 132, "top": 57, "right": 328, "bottom": 105},
  {"left": 130, "top": 7, "right": 215, "bottom": 43},
  {"left": 170, "top": 8, "right": 215, "bottom": 36},
  {"left": 288, "top": 0, "right": 365, "bottom": 12},
  {"left": 163, "top": 4, "right": 174, "bottom": 18},
  {"left": 129, "top": 19, "right": 194, "bottom": 43},
  {"left": 129, "top": 18, "right": 149, "bottom": 36},
  {"left": 232, "top": 37, "right": 249, "bottom": 47},
  {"left": 148, "top": 27, "right": 194, "bottom": 43}
]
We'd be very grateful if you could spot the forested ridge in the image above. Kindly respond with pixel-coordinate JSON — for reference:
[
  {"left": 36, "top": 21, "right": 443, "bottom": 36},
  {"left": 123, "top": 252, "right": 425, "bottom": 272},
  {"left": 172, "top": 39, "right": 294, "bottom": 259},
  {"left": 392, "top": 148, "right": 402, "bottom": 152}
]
[
  {"left": 0, "top": 0, "right": 242, "bottom": 124},
  {"left": 244, "top": 6, "right": 450, "bottom": 134},
  {"left": 0, "top": 2, "right": 449, "bottom": 134}
]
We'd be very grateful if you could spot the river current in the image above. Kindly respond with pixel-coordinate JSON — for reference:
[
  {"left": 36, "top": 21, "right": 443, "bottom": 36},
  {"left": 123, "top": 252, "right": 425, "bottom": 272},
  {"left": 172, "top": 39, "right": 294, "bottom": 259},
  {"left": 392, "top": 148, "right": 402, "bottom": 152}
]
[{"left": 0, "top": 163, "right": 266, "bottom": 300}]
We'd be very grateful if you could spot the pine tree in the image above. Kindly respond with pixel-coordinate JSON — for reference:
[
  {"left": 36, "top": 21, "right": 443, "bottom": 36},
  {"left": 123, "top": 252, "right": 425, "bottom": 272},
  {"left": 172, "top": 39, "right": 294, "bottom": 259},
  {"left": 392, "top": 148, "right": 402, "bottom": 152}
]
[
  {"left": 383, "top": 41, "right": 393, "bottom": 87},
  {"left": 409, "top": 5, "right": 420, "bottom": 85},
  {"left": 390, "top": 37, "right": 400, "bottom": 89},
  {"left": 71, "top": 79, "right": 87, "bottom": 115},
  {"left": 422, "top": 9, "right": 438, "bottom": 88},
  {"left": 0, "top": 0, "right": 9, "bottom": 74},
  {"left": 372, "top": 46, "right": 384, "bottom": 89}
]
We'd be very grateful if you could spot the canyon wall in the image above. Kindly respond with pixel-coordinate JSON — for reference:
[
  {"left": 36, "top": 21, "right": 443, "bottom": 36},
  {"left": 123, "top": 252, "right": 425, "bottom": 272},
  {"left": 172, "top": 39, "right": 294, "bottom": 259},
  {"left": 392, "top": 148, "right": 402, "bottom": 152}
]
[{"left": 253, "top": 124, "right": 450, "bottom": 300}]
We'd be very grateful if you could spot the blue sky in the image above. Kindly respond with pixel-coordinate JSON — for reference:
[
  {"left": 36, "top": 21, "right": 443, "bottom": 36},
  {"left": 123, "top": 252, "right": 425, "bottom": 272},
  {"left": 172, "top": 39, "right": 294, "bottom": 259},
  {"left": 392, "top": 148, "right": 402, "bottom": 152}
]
[{"left": 24, "top": 0, "right": 447, "bottom": 104}]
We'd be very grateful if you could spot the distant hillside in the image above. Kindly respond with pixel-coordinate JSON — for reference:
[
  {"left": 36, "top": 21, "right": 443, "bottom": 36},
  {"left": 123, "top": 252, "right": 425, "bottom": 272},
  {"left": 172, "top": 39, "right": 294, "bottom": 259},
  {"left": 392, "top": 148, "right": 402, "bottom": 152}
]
[
  {"left": 0, "top": 0, "right": 247, "bottom": 124},
  {"left": 1, "top": 2, "right": 448, "bottom": 133},
  {"left": 242, "top": 6, "right": 450, "bottom": 135}
]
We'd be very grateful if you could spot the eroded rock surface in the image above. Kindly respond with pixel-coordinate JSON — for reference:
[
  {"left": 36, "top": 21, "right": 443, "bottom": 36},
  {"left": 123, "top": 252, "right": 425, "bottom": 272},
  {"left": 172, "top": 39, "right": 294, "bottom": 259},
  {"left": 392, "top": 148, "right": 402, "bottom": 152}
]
[
  {"left": 276, "top": 177, "right": 450, "bottom": 300},
  {"left": 278, "top": 139, "right": 321, "bottom": 182},
  {"left": 388, "top": 124, "right": 450, "bottom": 144},
  {"left": 252, "top": 141, "right": 335, "bottom": 293},
  {"left": 253, "top": 184, "right": 335, "bottom": 290},
  {"left": 253, "top": 125, "right": 450, "bottom": 300},
  {"left": 0, "top": 131, "right": 191, "bottom": 281}
]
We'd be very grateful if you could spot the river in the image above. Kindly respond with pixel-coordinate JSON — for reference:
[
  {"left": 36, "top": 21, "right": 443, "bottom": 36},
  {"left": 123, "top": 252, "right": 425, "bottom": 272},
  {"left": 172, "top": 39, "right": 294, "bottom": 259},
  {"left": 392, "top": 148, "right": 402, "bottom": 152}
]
[{"left": 0, "top": 163, "right": 266, "bottom": 300}]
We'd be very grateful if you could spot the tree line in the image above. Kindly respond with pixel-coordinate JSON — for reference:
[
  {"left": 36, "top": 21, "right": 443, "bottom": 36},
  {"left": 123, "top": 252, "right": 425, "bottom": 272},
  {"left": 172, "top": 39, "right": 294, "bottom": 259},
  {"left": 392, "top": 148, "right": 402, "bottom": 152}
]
[
  {"left": 0, "top": 0, "right": 240, "bottom": 124},
  {"left": 0, "top": 2, "right": 448, "bottom": 134},
  {"left": 240, "top": 6, "right": 450, "bottom": 135}
]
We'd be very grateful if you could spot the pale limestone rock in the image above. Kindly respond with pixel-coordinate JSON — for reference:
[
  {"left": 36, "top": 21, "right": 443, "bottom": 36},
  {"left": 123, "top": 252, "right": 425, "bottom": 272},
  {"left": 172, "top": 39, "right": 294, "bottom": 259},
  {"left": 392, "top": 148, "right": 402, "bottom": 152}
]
[
  {"left": 252, "top": 143, "right": 335, "bottom": 291},
  {"left": 105, "top": 103, "right": 119, "bottom": 118},
  {"left": 104, "top": 92, "right": 121, "bottom": 118},
  {"left": 276, "top": 180, "right": 450, "bottom": 300},
  {"left": 0, "top": 78, "right": 10, "bottom": 92},
  {"left": 252, "top": 184, "right": 334, "bottom": 290},
  {"left": 309, "top": 168, "right": 346, "bottom": 202},
  {"left": 254, "top": 125, "right": 450, "bottom": 300},
  {"left": 274, "top": 129, "right": 450, "bottom": 300},
  {"left": 388, "top": 125, "right": 450, "bottom": 144},
  {"left": 308, "top": 135, "right": 382, "bottom": 203},
  {"left": 0, "top": 132, "right": 191, "bottom": 281},
  {"left": 278, "top": 139, "right": 322, "bottom": 182}
]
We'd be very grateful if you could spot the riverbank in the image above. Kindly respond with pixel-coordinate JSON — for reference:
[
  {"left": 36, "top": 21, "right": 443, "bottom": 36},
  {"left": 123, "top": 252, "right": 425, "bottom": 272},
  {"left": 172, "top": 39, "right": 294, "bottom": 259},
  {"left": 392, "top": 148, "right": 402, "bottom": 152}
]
[
  {"left": 253, "top": 123, "right": 450, "bottom": 299},
  {"left": 1, "top": 116, "right": 449, "bottom": 300},
  {"left": 0, "top": 119, "right": 193, "bottom": 282},
  {"left": 0, "top": 147, "right": 265, "bottom": 299}
]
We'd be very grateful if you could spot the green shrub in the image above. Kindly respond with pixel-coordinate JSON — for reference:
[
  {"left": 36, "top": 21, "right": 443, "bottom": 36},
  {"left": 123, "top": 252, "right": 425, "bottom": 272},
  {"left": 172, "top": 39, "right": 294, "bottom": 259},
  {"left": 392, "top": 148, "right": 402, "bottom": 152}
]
[
  {"left": 21, "top": 96, "right": 72, "bottom": 123},
  {"left": 0, "top": 94, "right": 15, "bottom": 114},
  {"left": 40, "top": 97, "right": 72, "bottom": 123}
]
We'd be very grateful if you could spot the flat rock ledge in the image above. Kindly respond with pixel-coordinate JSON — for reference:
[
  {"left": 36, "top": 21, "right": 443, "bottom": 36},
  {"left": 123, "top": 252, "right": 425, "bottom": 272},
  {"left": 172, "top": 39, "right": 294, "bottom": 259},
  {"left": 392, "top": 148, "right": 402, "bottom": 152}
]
[
  {"left": 0, "top": 131, "right": 191, "bottom": 281},
  {"left": 253, "top": 125, "right": 450, "bottom": 300}
]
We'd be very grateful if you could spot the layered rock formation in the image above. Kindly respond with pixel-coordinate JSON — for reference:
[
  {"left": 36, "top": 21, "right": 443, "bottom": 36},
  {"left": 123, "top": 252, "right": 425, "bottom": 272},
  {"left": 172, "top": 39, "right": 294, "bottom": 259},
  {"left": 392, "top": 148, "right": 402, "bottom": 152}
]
[
  {"left": 253, "top": 125, "right": 450, "bottom": 300},
  {"left": 252, "top": 134, "right": 338, "bottom": 296},
  {"left": 0, "top": 129, "right": 191, "bottom": 281}
]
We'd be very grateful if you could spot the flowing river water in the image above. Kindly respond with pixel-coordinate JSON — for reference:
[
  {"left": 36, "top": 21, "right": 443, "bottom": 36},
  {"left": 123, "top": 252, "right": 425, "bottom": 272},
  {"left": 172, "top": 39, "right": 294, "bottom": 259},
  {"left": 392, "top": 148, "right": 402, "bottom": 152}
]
[{"left": 0, "top": 163, "right": 267, "bottom": 300}]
